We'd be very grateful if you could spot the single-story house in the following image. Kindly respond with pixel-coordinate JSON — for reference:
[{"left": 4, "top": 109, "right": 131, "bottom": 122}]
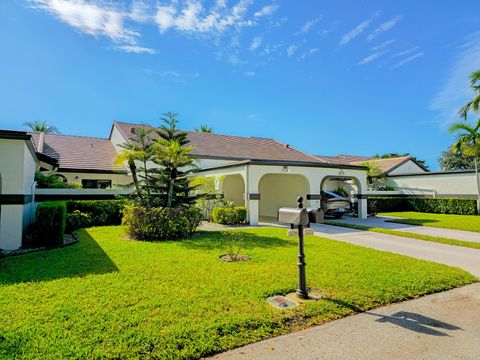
[{"left": 1, "top": 123, "right": 370, "bottom": 250}]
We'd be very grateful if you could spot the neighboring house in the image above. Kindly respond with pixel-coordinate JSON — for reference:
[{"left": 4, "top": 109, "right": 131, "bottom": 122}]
[{"left": 313, "top": 154, "right": 428, "bottom": 175}]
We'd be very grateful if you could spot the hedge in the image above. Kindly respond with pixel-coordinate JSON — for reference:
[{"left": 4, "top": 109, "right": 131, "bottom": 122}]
[
  {"left": 372, "top": 197, "right": 477, "bottom": 215},
  {"left": 66, "top": 200, "right": 126, "bottom": 231},
  {"left": 25, "top": 201, "right": 66, "bottom": 248},
  {"left": 211, "top": 206, "right": 247, "bottom": 225},
  {"left": 122, "top": 205, "right": 202, "bottom": 241}
]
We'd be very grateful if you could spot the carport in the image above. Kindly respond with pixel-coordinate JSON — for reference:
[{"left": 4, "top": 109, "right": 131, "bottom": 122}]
[{"left": 195, "top": 159, "right": 368, "bottom": 225}]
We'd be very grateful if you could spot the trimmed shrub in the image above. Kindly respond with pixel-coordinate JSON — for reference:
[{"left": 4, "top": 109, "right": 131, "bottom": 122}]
[
  {"left": 409, "top": 198, "right": 477, "bottom": 215},
  {"left": 26, "top": 201, "right": 66, "bottom": 248},
  {"left": 122, "top": 205, "right": 202, "bottom": 241},
  {"left": 66, "top": 200, "right": 126, "bottom": 231},
  {"left": 371, "top": 197, "right": 477, "bottom": 215},
  {"left": 211, "top": 206, "right": 247, "bottom": 225},
  {"left": 373, "top": 197, "right": 412, "bottom": 213}
]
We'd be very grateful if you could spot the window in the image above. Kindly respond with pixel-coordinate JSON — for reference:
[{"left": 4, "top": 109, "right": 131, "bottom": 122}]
[{"left": 81, "top": 179, "right": 112, "bottom": 189}]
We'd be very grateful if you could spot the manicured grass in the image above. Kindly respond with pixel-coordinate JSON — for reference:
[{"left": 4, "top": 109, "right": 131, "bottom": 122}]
[
  {"left": 325, "top": 221, "right": 480, "bottom": 250},
  {"left": 0, "top": 227, "right": 475, "bottom": 359},
  {"left": 381, "top": 211, "right": 480, "bottom": 233}
]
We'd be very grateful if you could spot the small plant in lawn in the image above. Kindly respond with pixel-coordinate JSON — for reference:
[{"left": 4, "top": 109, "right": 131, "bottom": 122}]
[{"left": 221, "top": 231, "right": 248, "bottom": 262}]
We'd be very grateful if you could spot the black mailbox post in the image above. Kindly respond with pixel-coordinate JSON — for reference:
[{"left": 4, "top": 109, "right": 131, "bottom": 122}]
[{"left": 277, "top": 196, "right": 309, "bottom": 299}]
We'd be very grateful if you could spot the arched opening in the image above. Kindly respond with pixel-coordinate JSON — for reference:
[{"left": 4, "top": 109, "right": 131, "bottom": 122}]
[
  {"left": 222, "top": 174, "right": 245, "bottom": 206},
  {"left": 320, "top": 175, "right": 363, "bottom": 218},
  {"left": 258, "top": 173, "right": 309, "bottom": 221}
]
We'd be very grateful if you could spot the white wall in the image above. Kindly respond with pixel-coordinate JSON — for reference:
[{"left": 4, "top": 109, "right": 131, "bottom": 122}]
[
  {"left": 0, "top": 139, "right": 37, "bottom": 250},
  {"left": 389, "top": 160, "right": 426, "bottom": 175},
  {"left": 58, "top": 171, "right": 132, "bottom": 187},
  {"left": 387, "top": 172, "right": 479, "bottom": 196}
]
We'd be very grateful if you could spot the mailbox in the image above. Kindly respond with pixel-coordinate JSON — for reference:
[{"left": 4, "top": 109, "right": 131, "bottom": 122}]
[{"left": 277, "top": 207, "right": 309, "bottom": 226}]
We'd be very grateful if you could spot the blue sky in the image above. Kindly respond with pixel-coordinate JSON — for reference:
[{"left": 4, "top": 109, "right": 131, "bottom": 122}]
[{"left": 1, "top": 1, "right": 480, "bottom": 169}]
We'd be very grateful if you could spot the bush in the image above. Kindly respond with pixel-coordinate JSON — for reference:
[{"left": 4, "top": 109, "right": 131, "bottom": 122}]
[
  {"left": 25, "top": 201, "right": 66, "bottom": 248},
  {"left": 211, "top": 206, "right": 247, "bottom": 225},
  {"left": 66, "top": 200, "right": 126, "bottom": 231},
  {"left": 371, "top": 197, "right": 476, "bottom": 215},
  {"left": 35, "top": 171, "right": 81, "bottom": 189},
  {"left": 122, "top": 205, "right": 202, "bottom": 241},
  {"left": 409, "top": 198, "right": 477, "bottom": 215}
]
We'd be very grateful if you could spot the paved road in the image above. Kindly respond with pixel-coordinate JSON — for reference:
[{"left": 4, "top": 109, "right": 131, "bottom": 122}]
[
  {"left": 311, "top": 223, "right": 480, "bottom": 278},
  {"left": 332, "top": 215, "right": 480, "bottom": 243},
  {"left": 211, "top": 283, "right": 480, "bottom": 360}
]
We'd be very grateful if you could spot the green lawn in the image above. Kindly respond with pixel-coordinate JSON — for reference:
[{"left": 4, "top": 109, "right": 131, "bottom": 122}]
[
  {"left": 325, "top": 221, "right": 480, "bottom": 250},
  {"left": 381, "top": 212, "right": 480, "bottom": 233},
  {"left": 0, "top": 227, "right": 475, "bottom": 359}
]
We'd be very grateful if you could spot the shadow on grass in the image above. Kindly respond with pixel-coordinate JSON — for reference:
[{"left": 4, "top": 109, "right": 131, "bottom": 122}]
[
  {"left": 386, "top": 219, "right": 439, "bottom": 226},
  {"left": 0, "top": 229, "right": 118, "bottom": 286},
  {"left": 180, "top": 230, "right": 295, "bottom": 250},
  {"left": 325, "top": 298, "right": 461, "bottom": 337}
]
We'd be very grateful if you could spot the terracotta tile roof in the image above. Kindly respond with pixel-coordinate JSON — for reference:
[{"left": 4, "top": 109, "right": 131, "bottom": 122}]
[
  {"left": 313, "top": 154, "right": 415, "bottom": 173},
  {"left": 113, "top": 122, "right": 324, "bottom": 163},
  {"left": 30, "top": 132, "right": 125, "bottom": 172}
]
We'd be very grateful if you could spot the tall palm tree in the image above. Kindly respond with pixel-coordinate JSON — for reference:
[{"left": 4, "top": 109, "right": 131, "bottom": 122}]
[
  {"left": 23, "top": 120, "right": 59, "bottom": 134},
  {"left": 194, "top": 125, "right": 213, "bottom": 133},
  {"left": 458, "top": 70, "right": 480, "bottom": 120},
  {"left": 114, "top": 126, "right": 153, "bottom": 201},
  {"left": 449, "top": 118, "right": 480, "bottom": 213},
  {"left": 360, "top": 161, "right": 386, "bottom": 190},
  {"left": 152, "top": 139, "right": 196, "bottom": 207}
]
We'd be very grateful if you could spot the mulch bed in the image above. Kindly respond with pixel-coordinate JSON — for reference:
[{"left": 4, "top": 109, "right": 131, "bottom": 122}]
[
  {"left": 2, "top": 233, "right": 78, "bottom": 258},
  {"left": 219, "top": 254, "right": 250, "bottom": 262}
]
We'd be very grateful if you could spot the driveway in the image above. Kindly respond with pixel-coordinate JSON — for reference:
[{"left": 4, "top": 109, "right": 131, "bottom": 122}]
[
  {"left": 311, "top": 222, "right": 480, "bottom": 278},
  {"left": 211, "top": 283, "right": 480, "bottom": 360},
  {"left": 331, "top": 215, "right": 480, "bottom": 243}
]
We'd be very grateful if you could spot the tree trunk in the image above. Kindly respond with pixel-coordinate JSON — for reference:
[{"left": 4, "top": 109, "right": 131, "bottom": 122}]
[
  {"left": 167, "top": 178, "right": 174, "bottom": 208},
  {"left": 129, "top": 159, "right": 142, "bottom": 201},
  {"left": 475, "top": 157, "right": 480, "bottom": 215},
  {"left": 143, "top": 159, "right": 150, "bottom": 197}
]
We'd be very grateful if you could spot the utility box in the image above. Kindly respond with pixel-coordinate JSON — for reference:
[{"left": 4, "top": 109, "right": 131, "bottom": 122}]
[
  {"left": 308, "top": 208, "right": 324, "bottom": 224},
  {"left": 277, "top": 207, "right": 309, "bottom": 226}
]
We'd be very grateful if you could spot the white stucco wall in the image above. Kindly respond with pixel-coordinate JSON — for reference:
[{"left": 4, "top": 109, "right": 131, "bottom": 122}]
[
  {"left": 388, "top": 160, "right": 426, "bottom": 175},
  {"left": 387, "top": 172, "right": 479, "bottom": 196},
  {"left": 0, "top": 139, "right": 37, "bottom": 250},
  {"left": 222, "top": 174, "right": 245, "bottom": 206},
  {"left": 58, "top": 171, "right": 132, "bottom": 187}
]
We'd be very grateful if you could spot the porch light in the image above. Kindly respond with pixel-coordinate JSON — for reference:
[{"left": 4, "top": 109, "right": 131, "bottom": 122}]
[{"left": 282, "top": 165, "right": 288, "bottom": 172}]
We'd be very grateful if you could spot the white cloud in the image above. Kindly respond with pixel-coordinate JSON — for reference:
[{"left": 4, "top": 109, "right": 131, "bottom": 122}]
[
  {"left": 430, "top": 33, "right": 480, "bottom": 126},
  {"left": 154, "top": 0, "right": 255, "bottom": 35},
  {"left": 358, "top": 51, "right": 384, "bottom": 65},
  {"left": 298, "top": 47, "right": 318, "bottom": 60},
  {"left": 391, "top": 52, "right": 424, "bottom": 68},
  {"left": 117, "top": 45, "right": 156, "bottom": 54},
  {"left": 391, "top": 46, "right": 419, "bottom": 57},
  {"left": 250, "top": 36, "right": 262, "bottom": 51},
  {"left": 296, "top": 16, "right": 322, "bottom": 35},
  {"left": 287, "top": 44, "right": 299, "bottom": 57},
  {"left": 372, "top": 39, "right": 395, "bottom": 51},
  {"left": 243, "top": 71, "right": 255, "bottom": 76},
  {"left": 339, "top": 12, "right": 379, "bottom": 45},
  {"left": 254, "top": 4, "right": 278, "bottom": 18},
  {"left": 367, "top": 15, "right": 402, "bottom": 41},
  {"left": 30, "top": 0, "right": 139, "bottom": 44}
]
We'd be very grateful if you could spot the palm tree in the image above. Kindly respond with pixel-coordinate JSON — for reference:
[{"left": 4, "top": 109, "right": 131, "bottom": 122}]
[
  {"left": 152, "top": 139, "right": 196, "bottom": 207},
  {"left": 449, "top": 118, "right": 480, "bottom": 213},
  {"left": 23, "top": 120, "right": 59, "bottom": 134},
  {"left": 360, "top": 161, "right": 386, "bottom": 190},
  {"left": 194, "top": 125, "right": 213, "bottom": 133},
  {"left": 458, "top": 70, "right": 480, "bottom": 120},
  {"left": 114, "top": 126, "right": 153, "bottom": 201}
]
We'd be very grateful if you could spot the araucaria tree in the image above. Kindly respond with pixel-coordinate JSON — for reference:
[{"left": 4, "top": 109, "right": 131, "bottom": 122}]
[{"left": 149, "top": 113, "right": 198, "bottom": 208}]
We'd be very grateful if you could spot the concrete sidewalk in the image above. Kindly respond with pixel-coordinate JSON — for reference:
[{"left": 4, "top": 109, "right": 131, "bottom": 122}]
[
  {"left": 211, "top": 283, "right": 480, "bottom": 360},
  {"left": 311, "top": 223, "right": 480, "bottom": 278},
  {"left": 331, "top": 215, "right": 480, "bottom": 243}
]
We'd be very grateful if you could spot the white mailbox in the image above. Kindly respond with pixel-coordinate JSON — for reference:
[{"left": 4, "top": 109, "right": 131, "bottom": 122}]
[{"left": 277, "top": 207, "right": 309, "bottom": 226}]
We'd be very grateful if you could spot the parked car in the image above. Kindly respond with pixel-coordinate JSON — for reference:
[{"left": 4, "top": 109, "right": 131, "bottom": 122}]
[{"left": 321, "top": 191, "right": 351, "bottom": 218}]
